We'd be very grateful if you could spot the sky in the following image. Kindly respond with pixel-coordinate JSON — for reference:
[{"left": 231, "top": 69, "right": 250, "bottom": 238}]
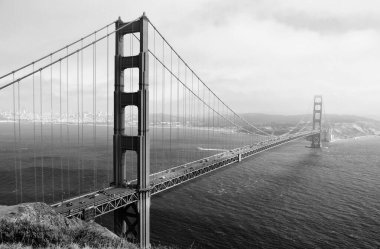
[{"left": 0, "top": 0, "right": 379, "bottom": 118}]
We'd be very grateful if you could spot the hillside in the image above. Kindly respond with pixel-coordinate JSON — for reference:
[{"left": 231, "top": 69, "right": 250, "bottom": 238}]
[
  {"left": 240, "top": 113, "right": 380, "bottom": 138},
  {"left": 0, "top": 203, "right": 172, "bottom": 249},
  {"left": 240, "top": 113, "right": 379, "bottom": 125}
]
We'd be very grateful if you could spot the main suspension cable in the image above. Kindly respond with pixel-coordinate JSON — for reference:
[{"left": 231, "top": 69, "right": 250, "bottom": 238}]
[
  {"left": 146, "top": 20, "right": 273, "bottom": 137},
  {"left": 148, "top": 50, "right": 262, "bottom": 137},
  {"left": 0, "top": 21, "right": 116, "bottom": 80},
  {"left": 1, "top": 16, "right": 142, "bottom": 91}
]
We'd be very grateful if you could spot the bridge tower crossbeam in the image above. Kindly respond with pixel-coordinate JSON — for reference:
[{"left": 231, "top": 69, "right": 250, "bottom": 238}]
[
  {"left": 113, "top": 13, "right": 150, "bottom": 248},
  {"left": 311, "top": 95, "right": 323, "bottom": 148}
]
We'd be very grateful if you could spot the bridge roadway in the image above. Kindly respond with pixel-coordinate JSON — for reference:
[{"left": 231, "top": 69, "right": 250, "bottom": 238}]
[{"left": 52, "top": 130, "right": 319, "bottom": 220}]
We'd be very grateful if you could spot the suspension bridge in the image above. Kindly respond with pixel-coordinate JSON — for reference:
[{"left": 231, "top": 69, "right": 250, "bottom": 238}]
[{"left": 0, "top": 13, "right": 324, "bottom": 248}]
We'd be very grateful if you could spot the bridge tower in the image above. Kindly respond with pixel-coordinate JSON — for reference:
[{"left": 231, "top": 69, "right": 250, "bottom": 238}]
[
  {"left": 113, "top": 13, "right": 150, "bottom": 248},
  {"left": 311, "top": 95, "right": 323, "bottom": 148}
]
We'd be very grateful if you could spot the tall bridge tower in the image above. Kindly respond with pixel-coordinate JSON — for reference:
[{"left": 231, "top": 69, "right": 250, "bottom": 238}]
[
  {"left": 311, "top": 95, "right": 323, "bottom": 148},
  {"left": 113, "top": 14, "right": 150, "bottom": 248}
]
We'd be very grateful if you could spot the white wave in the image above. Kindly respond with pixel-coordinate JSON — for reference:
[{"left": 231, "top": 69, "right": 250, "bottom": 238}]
[{"left": 197, "top": 147, "right": 228, "bottom": 152}]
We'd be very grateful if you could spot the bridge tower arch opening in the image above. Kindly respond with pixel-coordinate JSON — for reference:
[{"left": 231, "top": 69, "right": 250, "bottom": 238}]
[
  {"left": 311, "top": 95, "right": 323, "bottom": 148},
  {"left": 113, "top": 13, "right": 150, "bottom": 248}
]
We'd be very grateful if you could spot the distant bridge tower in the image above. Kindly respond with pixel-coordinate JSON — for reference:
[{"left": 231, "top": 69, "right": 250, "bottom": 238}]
[
  {"left": 311, "top": 95, "right": 323, "bottom": 148},
  {"left": 113, "top": 14, "right": 150, "bottom": 248}
]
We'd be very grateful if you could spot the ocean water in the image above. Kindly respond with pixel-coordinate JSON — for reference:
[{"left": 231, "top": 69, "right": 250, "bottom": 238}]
[
  {"left": 0, "top": 123, "right": 248, "bottom": 204},
  {"left": 147, "top": 136, "right": 380, "bottom": 248},
  {"left": 1, "top": 122, "right": 379, "bottom": 248}
]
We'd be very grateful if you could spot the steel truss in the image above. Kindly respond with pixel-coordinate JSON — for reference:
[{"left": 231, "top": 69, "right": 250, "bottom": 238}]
[{"left": 54, "top": 130, "right": 319, "bottom": 220}]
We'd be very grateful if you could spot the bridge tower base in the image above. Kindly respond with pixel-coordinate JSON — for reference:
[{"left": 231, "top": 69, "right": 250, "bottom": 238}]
[
  {"left": 114, "top": 203, "right": 139, "bottom": 242},
  {"left": 113, "top": 13, "right": 151, "bottom": 249},
  {"left": 311, "top": 95, "right": 323, "bottom": 148}
]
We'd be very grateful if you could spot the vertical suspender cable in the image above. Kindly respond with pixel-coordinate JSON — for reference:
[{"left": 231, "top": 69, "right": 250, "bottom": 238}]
[
  {"left": 170, "top": 49, "right": 172, "bottom": 159},
  {"left": 206, "top": 88, "right": 209, "bottom": 153},
  {"left": 161, "top": 39, "right": 165, "bottom": 169},
  {"left": 77, "top": 51, "right": 80, "bottom": 194},
  {"left": 183, "top": 67, "right": 186, "bottom": 159},
  {"left": 191, "top": 73, "right": 194, "bottom": 160},
  {"left": 217, "top": 99, "right": 220, "bottom": 151},
  {"left": 94, "top": 32, "right": 98, "bottom": 188},
  {"left": 153, "top": 31, "right": 157, "bottom": 177},
  {"left": 66, "top": 48, "right": 70, "bottom": 195},
  {"left": 39, "top": 70, "right": 44, "bottom": 202},
  {"left": 202, "top": 82, "right": 205, "bottom": 153},
  {"left": 93, "top": 34, "right": 96, "bottom": 190},
  {"left": 59, "top": 60, "right": 63, "bottom": 201},
  {"left": 233, "top": 114, "right": 235, "bottom": 148},
  {"left": 12, "top": 73, "right": 18, "bottom": 203},
  {"left": 17, "top": 78, "right": 22, "bottom": 202},
  {"left": 32, "top": 66, "right": 37, "bottom": 201},
  {"left": 177, "top": 57, "right": 180, "bottom": 165},
  {"left": 50, "top": 55, "right": 55, "bottom": 201},
  {"left": 81, "top": 40, "right": 84, "bottom": 191},
  {"left": 213, "top": 94, "right": 215, "bottom": 141},
  {"left": 226, "top": 107, "right": 228, "bottom": 149},
  {"left": 197, "top": 78, "right": 200, "bottom": 159},
  {"left": 106, "top": 27, "right": 110, "bottom": 185}
]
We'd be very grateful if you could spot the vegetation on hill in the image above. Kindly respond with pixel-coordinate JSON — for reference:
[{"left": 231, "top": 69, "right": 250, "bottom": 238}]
[
  {"left": 0, "top": 203, "right": 173, "bottom": 249},
  {"left": 240, "top": 113, "right": 380, "bottom": 138}
]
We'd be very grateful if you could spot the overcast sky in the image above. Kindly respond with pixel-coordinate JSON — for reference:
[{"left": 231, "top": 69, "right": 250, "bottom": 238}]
[{"left": 0, "top": 0, "right": 379, "bottom": 118}]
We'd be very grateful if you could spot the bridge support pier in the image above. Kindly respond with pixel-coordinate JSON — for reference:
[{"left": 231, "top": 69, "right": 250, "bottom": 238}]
[
  {"left": 114, "top": 203, "right": 139, "bottom": 241},
  {"left": 311, "top": 95, "right": 323, "bottom": 148},
  {"left": 113, "top": 13, "right": 151, "bottom": 249}
]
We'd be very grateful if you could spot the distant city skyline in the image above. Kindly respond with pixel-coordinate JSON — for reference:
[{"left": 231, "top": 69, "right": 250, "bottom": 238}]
[{"left": 0, "top": 0, "right": 379, "bottom": 118}]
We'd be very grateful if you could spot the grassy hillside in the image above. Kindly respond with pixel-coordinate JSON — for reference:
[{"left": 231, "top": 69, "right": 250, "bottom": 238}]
[{"left": 0, "top": 203, "right": 173, "bottom": 249}]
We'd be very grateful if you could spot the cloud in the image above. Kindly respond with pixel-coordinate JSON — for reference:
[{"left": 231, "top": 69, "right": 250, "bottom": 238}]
[{"left": 0, "top": 0, "right": 379, "bottom": 117}]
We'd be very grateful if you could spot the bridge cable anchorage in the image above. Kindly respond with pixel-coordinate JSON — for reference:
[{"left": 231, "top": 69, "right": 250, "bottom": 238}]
[
  {"left": 0, "top": 16, "right": 142, "bottom": 91},
  {"left": 0, "top": 21, "right": 116, "bottom": 81}
]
